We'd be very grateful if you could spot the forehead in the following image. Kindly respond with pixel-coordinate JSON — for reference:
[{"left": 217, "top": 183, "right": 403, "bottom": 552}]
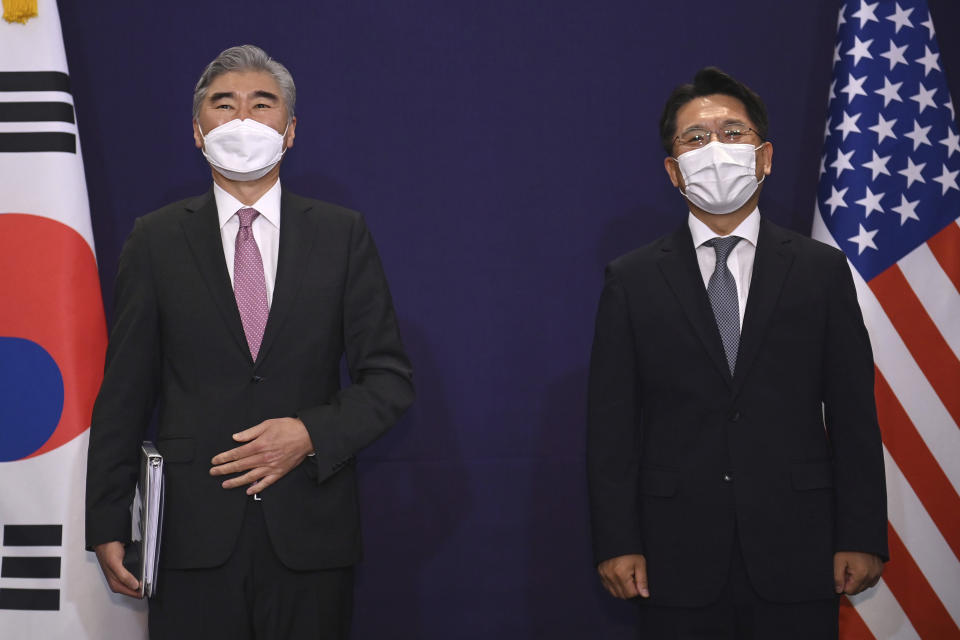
[
  {"left": 205, "top": 70, "right": 282, "bottom": 101},
  {"left": 675, "top": 93, "right": 751, "bottom": 130}
]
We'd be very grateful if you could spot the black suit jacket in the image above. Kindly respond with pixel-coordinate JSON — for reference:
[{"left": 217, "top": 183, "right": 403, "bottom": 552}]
[
  {"left": 587, "top": 218, "right": 887, "bottom": 606},
  {"left": 85, "top": 189, "right": 414, "bottom": 571}
]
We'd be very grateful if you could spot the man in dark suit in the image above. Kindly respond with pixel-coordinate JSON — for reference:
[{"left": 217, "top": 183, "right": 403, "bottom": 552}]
[
  {"left": 587, "top": 68, "right": 887, "bottom": 638},
  {"left": 85, "top": 45, "right": 413, "bottom": 639}
]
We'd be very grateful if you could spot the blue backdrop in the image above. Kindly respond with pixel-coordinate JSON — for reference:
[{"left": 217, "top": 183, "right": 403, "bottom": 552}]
[{"left": 58, "top": 2, "right": 960, "bottom": 637}]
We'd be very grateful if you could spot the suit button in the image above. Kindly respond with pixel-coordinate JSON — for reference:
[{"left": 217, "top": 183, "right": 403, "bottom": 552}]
[
  {"left": 722, "top": 473, "right": 733, "bottom": 483},
  {"left": 728, "top": 410, "right": 740, "bottom": 422},
  {"left": 251, "top": 375, "right": 265, "bottom": 383}
]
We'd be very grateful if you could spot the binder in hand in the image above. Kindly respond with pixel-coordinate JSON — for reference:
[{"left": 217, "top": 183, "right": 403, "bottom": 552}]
[{"left": 123, "top": 442, "right": 164, "bottom": 598}]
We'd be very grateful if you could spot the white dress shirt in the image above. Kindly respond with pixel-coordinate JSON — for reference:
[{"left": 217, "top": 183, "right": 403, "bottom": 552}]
[
  {"left": 214, "top": 180, "right": 281, "bottom": 306},
  {"left": 688, "top": 208, "right": 761, "bottom": 330}
]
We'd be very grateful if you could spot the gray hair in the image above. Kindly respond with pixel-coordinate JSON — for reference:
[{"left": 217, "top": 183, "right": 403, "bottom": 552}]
[{"left": 192, "top": 45, "right": 296, "bottom": 122}]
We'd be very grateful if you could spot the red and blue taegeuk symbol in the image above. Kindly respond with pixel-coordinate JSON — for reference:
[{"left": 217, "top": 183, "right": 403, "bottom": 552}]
[{"left": 0, "top": 213, "right": 107, "bottom": 462}]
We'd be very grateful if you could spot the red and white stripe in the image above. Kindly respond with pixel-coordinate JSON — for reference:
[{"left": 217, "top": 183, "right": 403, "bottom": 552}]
[{"left": 813, "top": 211, "right": 960, "bottom": 639}]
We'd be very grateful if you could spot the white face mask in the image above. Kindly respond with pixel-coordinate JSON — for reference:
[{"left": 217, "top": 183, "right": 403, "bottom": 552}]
[
  {"left": 674, "top": 141, "right": 765, "bottom": 215},
  {"left": 198, "top": 118, "right": 288, "bottom": 182}
]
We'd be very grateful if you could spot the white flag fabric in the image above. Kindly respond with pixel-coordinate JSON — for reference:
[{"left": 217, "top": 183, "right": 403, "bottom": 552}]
[
  {"left": 0, "top": 1, "right": 148, "bottom": 637},
  {"left": 813, "top": 1, "right": 960, "bottom": 638}
]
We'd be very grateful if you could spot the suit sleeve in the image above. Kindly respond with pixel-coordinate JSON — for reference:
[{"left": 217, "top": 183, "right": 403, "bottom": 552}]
[
  {"left": 822, "top": 251, "right": 888, "bottom": 560},
  {"left": 297, "top": 214, "right": 414, "bottom": 484},
  {"left": 85, "top": 218, "right": 161, "bottom": 549},
  {"left": 587, "top": 265, "right": 643, "bottom": 565}
]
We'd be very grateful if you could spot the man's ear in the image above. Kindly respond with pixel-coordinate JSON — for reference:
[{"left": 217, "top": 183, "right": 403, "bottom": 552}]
[
  {"left": 193, "top": 120, "right": 203, "bottom": 150},
  {"left": 664, "top": 156, "right": 683, "bottom": 188},
  {"left": 758, "top": 141, "right": 773, "bottom": 177},
  {"left": 284, "top": 116, "right": 297, "bottom": 150}
]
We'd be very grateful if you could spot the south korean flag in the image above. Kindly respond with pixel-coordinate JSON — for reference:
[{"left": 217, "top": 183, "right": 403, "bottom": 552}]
[{"left": 0, "top": 1, "right": 147, "bottom": 638}]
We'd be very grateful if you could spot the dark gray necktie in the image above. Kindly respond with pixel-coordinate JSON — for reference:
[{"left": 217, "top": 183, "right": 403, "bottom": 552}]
[{"left": 704, "top": 236, "right": 742, "bottom": 374}]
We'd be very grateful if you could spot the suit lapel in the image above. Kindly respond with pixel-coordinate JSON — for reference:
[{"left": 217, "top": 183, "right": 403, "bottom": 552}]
[
  {"left": 656, "top": 224, "right": 733, "bottom": 385},
  {"left": 180, "top": 191, "right": 250, "bottom": 358},
  {"left": 256, "top": 191, "right": 318, "bottom": 365},
  {"left": 731, "top": 218, "right": 795, "bottom": 396}
]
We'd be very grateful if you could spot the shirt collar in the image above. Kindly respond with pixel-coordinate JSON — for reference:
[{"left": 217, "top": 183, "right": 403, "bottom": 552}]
[
  {"left": 214, "top": 180, "right": 282, "bottom": 230},
  {"left": 688, "top": 208, "right": 761, "bottom": 248}
]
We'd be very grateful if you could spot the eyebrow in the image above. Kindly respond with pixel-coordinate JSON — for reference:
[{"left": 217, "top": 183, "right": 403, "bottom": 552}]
[
  {"left": 207, "top": 90, "right": 279, "bottom": 102},
  {"left": 208, "top": 91, "right": 236, "bottom": 102},
  {"left": 682, "top": 119, "right": 750, "bottom": 133}
]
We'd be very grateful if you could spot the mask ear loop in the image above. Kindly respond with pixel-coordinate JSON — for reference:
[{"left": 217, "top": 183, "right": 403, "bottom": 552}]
[
  {"left": 277, "top": 122, "right": 291, "bottom": 159},
  {"left": 754, "top": 141, "right": 768, "bottom": 187},
  {"left": 667, "top": 155, "right": 691, "bottom": 199}
]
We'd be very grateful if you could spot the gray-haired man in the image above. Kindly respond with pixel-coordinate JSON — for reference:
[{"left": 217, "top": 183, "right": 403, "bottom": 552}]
[{"left": 86, "top": 44, "right": 414, "bottom": 639}]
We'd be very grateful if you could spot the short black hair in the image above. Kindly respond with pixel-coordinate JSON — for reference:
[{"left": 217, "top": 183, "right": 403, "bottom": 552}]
[{"left": 658, "top": 67, "right": 768, "bottom": 155}]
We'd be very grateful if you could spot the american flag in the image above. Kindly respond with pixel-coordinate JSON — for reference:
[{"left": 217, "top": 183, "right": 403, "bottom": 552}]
[{"left": 812, "top": 1, "right": 960, "bottom": 638}]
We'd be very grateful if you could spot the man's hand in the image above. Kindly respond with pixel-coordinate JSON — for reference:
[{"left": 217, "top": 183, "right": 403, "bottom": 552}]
[
  {"left": 210, "top": 417, "right": 314, "bottom": 494},
  {"left": 597, "top": 554, "right": 650, "bottom": 599},
  {"left": 93, "top": 541, "right": 141, "bottom": 598},
  {"left": 834, "top": 551, "right": 884, "bottom": 595}
]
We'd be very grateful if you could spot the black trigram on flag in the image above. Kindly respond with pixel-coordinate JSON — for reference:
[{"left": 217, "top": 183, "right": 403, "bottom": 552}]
[
  {"left": 0, "top": 524, "right": 62, "bottom": 611},
  {"left": 0, "top": 72, "right": 76, "bottom": 153}
]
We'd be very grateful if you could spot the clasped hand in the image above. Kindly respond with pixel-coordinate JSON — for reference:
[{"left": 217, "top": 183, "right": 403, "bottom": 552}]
[
  {"left": 209, "top": 417, "right": 314, "bottom": 494},
  {"left": 94, "top": 417, "right": 315, "bottom": 599}
]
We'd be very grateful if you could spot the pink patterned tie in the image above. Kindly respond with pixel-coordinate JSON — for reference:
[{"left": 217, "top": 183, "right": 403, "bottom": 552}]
[{"left": 234, "top": 207, "right": 269, "bottom": 360}]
